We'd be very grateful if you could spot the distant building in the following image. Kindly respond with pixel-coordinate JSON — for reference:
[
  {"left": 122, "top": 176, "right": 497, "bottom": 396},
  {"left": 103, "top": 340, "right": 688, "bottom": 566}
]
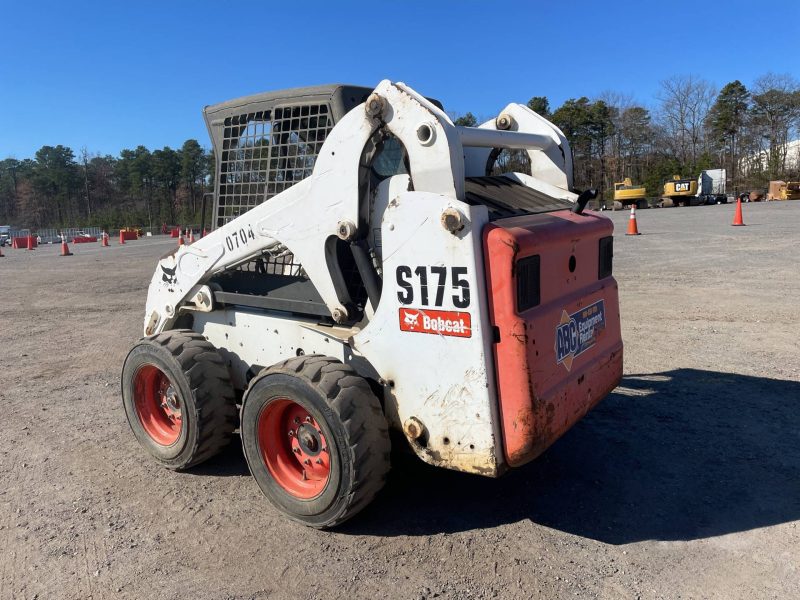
[{"left": 741, "top": 139, "right": 800, "bottom": 175}]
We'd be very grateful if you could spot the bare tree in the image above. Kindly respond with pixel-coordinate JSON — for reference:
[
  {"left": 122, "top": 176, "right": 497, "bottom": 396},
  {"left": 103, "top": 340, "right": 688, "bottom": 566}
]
[
  {"left": 80, "top": 147, "right": 92, "bottom": 219},
  {"left": 749, "top": 73, "right": 800, "bottom": 178},
  {"left": 598, "top": 91, "right": 635, "bottom": 183},
  {"left": 657, "top": 75, "right": 716, "bottom": 172}
]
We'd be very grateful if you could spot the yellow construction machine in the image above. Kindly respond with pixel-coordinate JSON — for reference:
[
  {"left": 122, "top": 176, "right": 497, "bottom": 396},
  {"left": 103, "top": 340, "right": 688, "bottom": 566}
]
[
  {"left": 661, "top": 170, "right": 728, "bottom": 206},
  {"left": 662, "top": 175, "right": 698, "bottom": 206},
  {"left": 768, "top": 180, "right": 800, "bottom": 200},
  {"left": 613, "top": 178, "right": 648, "bottom": 209}
]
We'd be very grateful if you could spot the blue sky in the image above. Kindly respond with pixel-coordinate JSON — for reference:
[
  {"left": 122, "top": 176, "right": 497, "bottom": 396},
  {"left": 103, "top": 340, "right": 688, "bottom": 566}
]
[{"left": 1, "top": 0, "right": 798, "bottom": 158}]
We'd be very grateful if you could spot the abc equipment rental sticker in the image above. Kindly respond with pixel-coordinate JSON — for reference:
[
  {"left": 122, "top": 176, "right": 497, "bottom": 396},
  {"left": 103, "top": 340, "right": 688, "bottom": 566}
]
[{"left": 555, "top": 299, "right": 606, "bottom": 371}]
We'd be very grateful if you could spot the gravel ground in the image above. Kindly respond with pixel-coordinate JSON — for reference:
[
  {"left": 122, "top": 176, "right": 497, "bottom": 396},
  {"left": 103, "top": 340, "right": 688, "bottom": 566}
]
[{"left": 0, "top": 201, "right": 798, "bottom": 600}]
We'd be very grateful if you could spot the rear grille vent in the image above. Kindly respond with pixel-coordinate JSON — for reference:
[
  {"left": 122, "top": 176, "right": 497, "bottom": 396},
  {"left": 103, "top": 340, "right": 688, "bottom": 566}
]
[
  {"left": 599, "top": 236, "right": 613, "bottom": 279},
  {"left": 516, "top": 255, "right": 541, "bottom": 312}
]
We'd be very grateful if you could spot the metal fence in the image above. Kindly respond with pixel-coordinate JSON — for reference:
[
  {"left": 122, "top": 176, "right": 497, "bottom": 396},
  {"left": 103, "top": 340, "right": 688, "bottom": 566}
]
[
  {"left": 6, "top": 224, "right": 205, "bottom": 242},
  {"left": 9, "top": 226, "right": 104, "bottom": 243}
]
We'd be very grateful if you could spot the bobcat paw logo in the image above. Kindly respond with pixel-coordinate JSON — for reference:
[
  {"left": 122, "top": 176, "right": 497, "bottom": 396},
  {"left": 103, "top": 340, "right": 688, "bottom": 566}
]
[
  {"left": 403, "top": 311, "right": 419, "bottom": 327},
  {"left": 160, "top": 264, "right": 177, "bottom": 285}
]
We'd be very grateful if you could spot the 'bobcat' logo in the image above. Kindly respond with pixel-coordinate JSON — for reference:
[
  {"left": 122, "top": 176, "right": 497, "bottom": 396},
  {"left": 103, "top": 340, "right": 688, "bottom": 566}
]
[{"left": 398, "top": 307, "right": 471, "bottom": 338}]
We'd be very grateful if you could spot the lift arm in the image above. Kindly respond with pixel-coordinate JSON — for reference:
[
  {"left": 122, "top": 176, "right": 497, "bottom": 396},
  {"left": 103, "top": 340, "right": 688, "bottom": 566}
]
[{"left": 143, "top": 80, "right": 573, "bottom": 335}]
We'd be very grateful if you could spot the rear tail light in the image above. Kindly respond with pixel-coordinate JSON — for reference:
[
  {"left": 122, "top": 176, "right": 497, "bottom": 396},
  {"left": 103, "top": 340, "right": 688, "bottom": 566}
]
[
  {"left": 516, "top": 255, "right": 540, "bottom": 312},
  {"left": 598, "top": 236, "right": 613, "bottom": 279}
]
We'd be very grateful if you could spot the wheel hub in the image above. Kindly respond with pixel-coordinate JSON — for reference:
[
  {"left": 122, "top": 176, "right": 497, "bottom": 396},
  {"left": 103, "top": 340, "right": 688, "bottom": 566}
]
[
  {"left": 297, "top": 424, "right": 321, "bottom": 455},
  {"left": 257, "top": 399, "right": 330, "bottom": 499},
  {"left": 162, "top": 386, "right": 181, "bottom": 418},
  {"left": 132, "top": 365, "right": 183, "bottom": 445}
]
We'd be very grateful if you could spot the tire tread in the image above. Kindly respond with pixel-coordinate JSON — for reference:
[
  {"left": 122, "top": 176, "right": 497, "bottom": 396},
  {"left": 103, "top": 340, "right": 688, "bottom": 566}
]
[
  {"left": 247, "top": 354, "right": 390, "bottom": 528},
  {"left": 139, "top": 329, "right": 236, "bottom": 469}
]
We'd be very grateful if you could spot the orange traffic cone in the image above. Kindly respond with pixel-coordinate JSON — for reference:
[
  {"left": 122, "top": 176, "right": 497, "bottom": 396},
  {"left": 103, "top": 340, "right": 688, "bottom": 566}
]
[
  {"left": 27, "top": 233, "right": 35, "bottom": 250},
  {"left": 178, "top": 231, "right": 184, "bottom": 246},
  {"left": 188, "top": 230, "right": 195, "bottom": 244},
  {"left": 60, "top": 237, "right": 72, "bottom": 256},
  {"left": 626, "top": 205, "right": 641, "bottom": 235},
  {"left": 0, "top": 243, "right": 4, "bottom": 258},
  {"left": 119, "top": 230, "right": 125, "bottom": 244},
  {"left": 102, "top": 231, "right": 109, "bottom": 247},
  {"left": 202, "top": 228, "right": 207, "bottom": 238},
  {"left": 732, "top": 199, "right": 745, "bottom": 226}
]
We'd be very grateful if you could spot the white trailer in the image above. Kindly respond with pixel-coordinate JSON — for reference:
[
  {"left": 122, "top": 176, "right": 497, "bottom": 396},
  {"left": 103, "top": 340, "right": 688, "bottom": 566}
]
[{"left": 698, "top": 169, "right": 727, "bottom": 202}]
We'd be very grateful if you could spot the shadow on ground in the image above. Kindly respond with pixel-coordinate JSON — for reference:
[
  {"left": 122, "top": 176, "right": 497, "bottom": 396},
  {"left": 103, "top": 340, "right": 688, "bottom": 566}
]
[
  {"left": 189, "top": 369, "right": 800, "bottom": 543},
  {"left": 342, "top": 369, "right": 800, "bottom": 543},
  {"left": 191, "top": 443, "right": 251, "bottom": 477}
]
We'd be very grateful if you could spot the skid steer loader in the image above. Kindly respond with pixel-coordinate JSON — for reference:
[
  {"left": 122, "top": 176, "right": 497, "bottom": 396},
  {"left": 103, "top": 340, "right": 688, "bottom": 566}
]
[{"left": 122, "top": 81, "right": 623, "bottom": 528}]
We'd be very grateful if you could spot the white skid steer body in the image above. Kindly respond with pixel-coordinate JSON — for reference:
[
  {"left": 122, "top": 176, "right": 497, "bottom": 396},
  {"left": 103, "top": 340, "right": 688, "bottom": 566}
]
[{"left": 140, "top": 79, "right": 619, "bottom": 480}]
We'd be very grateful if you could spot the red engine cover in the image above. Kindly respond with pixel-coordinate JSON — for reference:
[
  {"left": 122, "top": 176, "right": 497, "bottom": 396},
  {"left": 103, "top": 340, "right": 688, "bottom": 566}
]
[{"left": 483, "top": 209, "right": 623, "bottom": 467}]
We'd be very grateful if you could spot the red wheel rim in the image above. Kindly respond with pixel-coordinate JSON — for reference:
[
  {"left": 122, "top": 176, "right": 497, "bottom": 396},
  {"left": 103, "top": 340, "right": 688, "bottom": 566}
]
[
  {"left": 133, "top": 365, "right": 183, "bottom": 445},
  {"left": 257, "top": 399, "right": 331, "bottom": 499}
]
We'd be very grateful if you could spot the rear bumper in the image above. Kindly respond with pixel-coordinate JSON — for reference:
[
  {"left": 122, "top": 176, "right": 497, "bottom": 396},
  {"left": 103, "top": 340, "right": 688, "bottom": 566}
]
[{"left": 484, "top": 210, "right": 623, "bottom": 467}]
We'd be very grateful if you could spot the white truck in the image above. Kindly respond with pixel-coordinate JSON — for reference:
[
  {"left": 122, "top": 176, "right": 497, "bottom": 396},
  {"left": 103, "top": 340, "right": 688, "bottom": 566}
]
[{"left": 698, "top": 169, "right": 727, "bottom": 204}]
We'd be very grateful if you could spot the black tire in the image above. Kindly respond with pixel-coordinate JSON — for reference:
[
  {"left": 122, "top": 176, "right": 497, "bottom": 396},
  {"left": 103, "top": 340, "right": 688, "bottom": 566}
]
[
  {"left": 241, "top": 355, "right": 390, "bottom": 528},
  {"left": 121, "top": 329, "right": 237, "bottom": 470}
]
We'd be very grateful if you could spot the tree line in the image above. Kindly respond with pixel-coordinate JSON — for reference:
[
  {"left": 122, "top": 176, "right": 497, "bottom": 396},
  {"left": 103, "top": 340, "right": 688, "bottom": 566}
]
[
  {"left": 2, "top": 72, "right": 799, "bottom": 229},
  {"left": 0, "top": 140, "right": 212, "bottom": 229},
  {"left": 454, "top": 73, "right": 800, "bottom": 200}
]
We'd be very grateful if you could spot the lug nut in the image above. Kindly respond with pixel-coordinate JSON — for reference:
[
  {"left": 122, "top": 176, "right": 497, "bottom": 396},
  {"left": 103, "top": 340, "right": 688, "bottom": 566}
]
[
  {"left": 305, "top": 416, "right": 312, "bottom": 423},
  {"left": 304, "top": 459, "right": 311, "bottom": 466},
  {"left": 293, "top": 448, "right": 301, "bottom": 454},
  {"left": 294, "top": 417, "right": 301, "bottom": 424},
  {"left": 316, "top": 458, "right": 323, "bottom": 465},
  {"left": 288, "top": 430, "right": 295, "bottom": 437}
]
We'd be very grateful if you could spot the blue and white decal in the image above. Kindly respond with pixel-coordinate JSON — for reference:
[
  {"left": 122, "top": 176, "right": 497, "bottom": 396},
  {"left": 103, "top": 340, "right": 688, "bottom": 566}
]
[{"left": 555, "top": 300, "right": 606, "bottom": 372}]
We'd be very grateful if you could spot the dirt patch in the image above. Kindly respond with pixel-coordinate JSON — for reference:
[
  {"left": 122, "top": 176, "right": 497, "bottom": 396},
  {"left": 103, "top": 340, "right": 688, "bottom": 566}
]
[{"left": 0, "top": 202, "right": 798, "bottom": 599}]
